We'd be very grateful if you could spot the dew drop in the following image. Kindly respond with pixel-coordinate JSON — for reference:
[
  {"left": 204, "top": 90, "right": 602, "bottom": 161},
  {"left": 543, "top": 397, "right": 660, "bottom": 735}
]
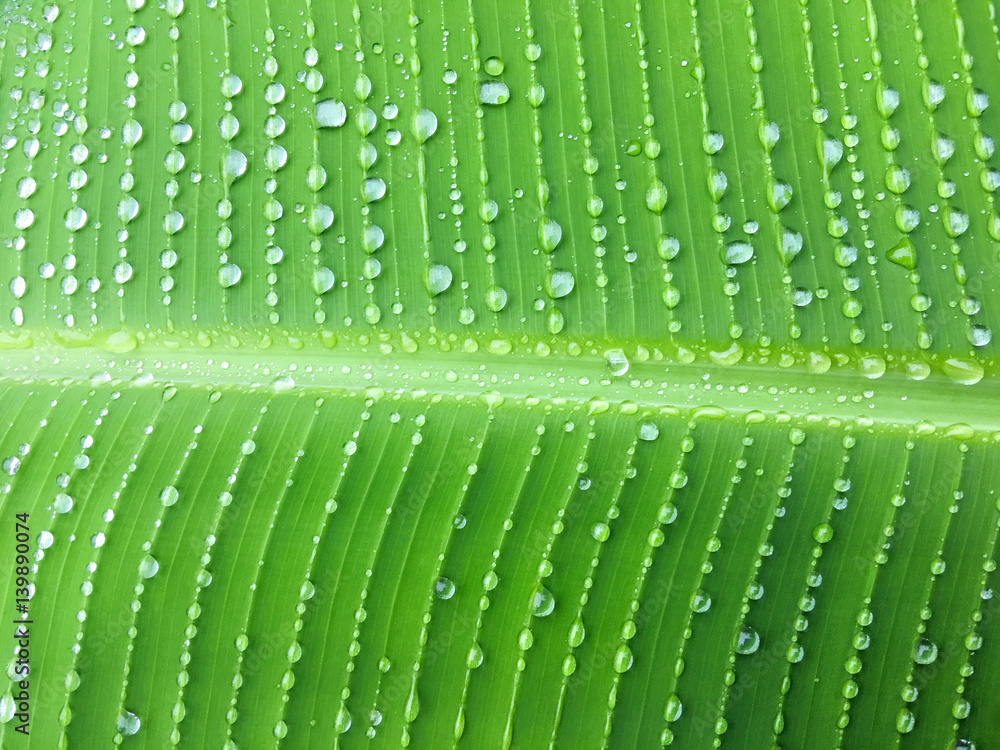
[
  {"left": 218, "top": 263, "right": 242, "bottom": 288},
  {"left": 478, "top": 80, "right": 510, "bottom": 105},
  {"left": 736, "top": 625, "right": 760, "bottom": 654},
  {"left": 424, "top": 264, "right": 452, "bottom": 296},
  {"left": 117, "top": 711, "right": 140, "bottom": 736},
  {"left": 411, "top": 108, "right": 438, "bottom": 144},
  {"left": 545, "top": 270, "right": 574, "bottom": 299},
  {"left": 531, "top": 585, "right": 555, "bottom": 617}
]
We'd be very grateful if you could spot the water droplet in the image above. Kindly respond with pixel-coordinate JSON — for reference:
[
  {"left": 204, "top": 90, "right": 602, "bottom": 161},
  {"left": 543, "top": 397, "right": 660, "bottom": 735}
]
[
  {"left": 969, "top": 325, "right": 992, "bottom": 347},
  {"left": 538, "top": 218, "right": 563, "bottom": 252},
  {"left": 411, "top": 109, "right": 438, "bottom": 144},
  {"left": 54, "top": 493, "right": 73, "bottom": 513},
  {"left": 222, "top": 149, "right": 248, "bottom": 184},
  {"left": 531, "top": 585, "right": 555, "bottom": 617},
  {"left": 307, "top": 204, "right": 335, "bottom": 235},
  {"left": 885, "top": 165, "right": 911, "bottom": 194},
  {"left": 545, "top": 270, "right": 574, "bottom": 299},
  {"left": 119, "top": 196, "right": 140, "bottom": 224},
  {"left": 645, "top": 179, "right": 668, "bottom": 214},
  {"left": 14, "top": 208, "right": 34, "bottom": 230},
  {"left": 896, "top": 708, "right": 915, "bottom": 734},
  {"left": 690, "top": 589, "right": 711, "bottom": 613},
  {"left": 138, "top": 555, "right": 159, "bottom": 578},
  {"left": 591, "top": 522, "right": 610, "bottom": 542},
  {"left": 37, "top": 529, "right": 54, "bottom": 549},
  {"left": 362, "top": 178, "right": 386, "bottom": 203},
  {"left": 664, "top": 693, "right": 683, "bottom": 722},
  {"left": 362, "top": 225, "right": 384, "bottom": 253},
  {"left": 264, "top": 81, "right": 285, "bottom": 105},
  {"left": 17, "top": 177, "right": 36, "bottom": 199},
  {"left": 527, "top": 83, "right": 545, "bottom": 108},
  {"left": 478, "top": 81, "right": 510, "bottom": 105},
  {"left": 117, "top": 711, "right": 140, "bottom": 736},
  {"left": 779, "top": 231, "right": 803, "bottom": 264},
  {"left": 466, "top": 642, "right": 484, "bottom": 668},
  {"left": 424, "top": 264, "right": 452, "bottom": 296},
  {"left": 163, "top": 211, "right": 184, "bottom": 235},
  {"left": 313, "top": 267, "right": 336, "bottom": 295},
  {"left": 63, "top": 206, "right": 87, "bottom": 232},
  {"left": 605, "top": 349, "right": 629, "bottom": 376},
  {"left": 722, "top": 242, "right": 754, "bottom": 265},
  {"left": 613, "top": 643, "right": 633, "bottom": 673},
  {"left": 886, "top": 238, "right": 917, "bottom": 270},
  {"left": 219, "top": 112, "right": 239, "bottom": 140},
  {"left": 484, "top": 285, "right": 507, "bottom": 312},
  {"left": 122, "top": 119, "right": 142, "bottom": 147},
  {"left": 484, "top": 56, "right": 505, "bottom": 75},
  {"left": 334, "top": 703, "right": 352, "bottom": 734},
  {"left": 813, "top": 523, "right": 834, "bottom": 543},
  {"left": 703, "top": 132, "right": 724, "bottom": 154},
  {"left": 221, "top": 72, "right": 243, "bottom": 98},
  {"left": 160, "top": 485, "right": 179, "bottom": 506},
  {"left": 877, "top": 85, "right": 900, "bottom": 118},
  {"left": 218, "top": 263, "right": 242, "bottom": 288},
  {"left": 639, "top": 422, "right": 659, "bottom": 441},
  {"left": 736, "top": 625, "right": 760, "bottom": 654},
  {"left": 434, "top": 576, "right": 456, "bottom": 599}
]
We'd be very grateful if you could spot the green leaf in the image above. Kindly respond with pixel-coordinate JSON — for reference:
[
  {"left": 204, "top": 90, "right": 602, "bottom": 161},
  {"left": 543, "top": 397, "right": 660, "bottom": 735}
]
[{"left": 0, "top": 0, "right": 998, "bottom": 748}]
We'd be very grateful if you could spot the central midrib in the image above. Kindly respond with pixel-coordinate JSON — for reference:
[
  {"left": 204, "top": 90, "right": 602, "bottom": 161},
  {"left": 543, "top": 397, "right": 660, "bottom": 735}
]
[{"left": 2, "top": 334, "right": 998, "bottom": 434}]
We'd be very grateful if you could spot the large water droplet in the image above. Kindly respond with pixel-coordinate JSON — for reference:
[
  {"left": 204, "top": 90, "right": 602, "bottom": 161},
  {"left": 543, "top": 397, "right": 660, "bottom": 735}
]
[
  {"left": 122, "top": 119, "right": 143, "bottom": 147},
  {"left": 886, "top": 237, "right": 917, "bottom": 270},
  {"left": 218, "top": 263, "right": 242, "bottom": 288},
  {"left": 307, "top": 204, "right": 335, "bottom": 235},
  {"left": 362, "top": 178, "right": 386, "bottom": 203},
  {"left": 722, "top": 242, "right": 754, "bottom": 265},
  {"left": 424, "top": 264, "right": 452, "bottom": 296},
  {"left": 222, "top": 149, "right": 248, "bottom": 184},
  {"left": 138, "top": 555, "right": 159, "bottom": 578},
  {"left": 736, "top": 625, "right": 760, "bottom": 654},
  {"left": 411, "top": 109, "right": 438, "bottom": 144},
  {"left": 690, "top": 589, "right": 712, "bottom": 612},
  {"left": 646, "top": 179, "right": 668, "bottom": 214},
  {"left": 531, "top": 585, "right": 555, "bottom": 617},
  {"left": 605, "top": 349, "right": 629, "bottom": 376},
  {"left": 118, "top": 711, "right": 140, "bottom": 736},
  {"left": 64, "top": 206, "right": 87, "bottom": 231},
  {"left": 312, "top": 267, "right": 335, "bottom": 295},
  {"left": 538, "top": 217, "right": 562, "bottom": 252},
  {"left": 545, "top": 270, "right": 574, "bottom": 299},
  {"left": 434, "top": 577, "right": 456, "bottom": 599},
  {"left": 478, "top": 80, "right": 510, "bottom": 105}
]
